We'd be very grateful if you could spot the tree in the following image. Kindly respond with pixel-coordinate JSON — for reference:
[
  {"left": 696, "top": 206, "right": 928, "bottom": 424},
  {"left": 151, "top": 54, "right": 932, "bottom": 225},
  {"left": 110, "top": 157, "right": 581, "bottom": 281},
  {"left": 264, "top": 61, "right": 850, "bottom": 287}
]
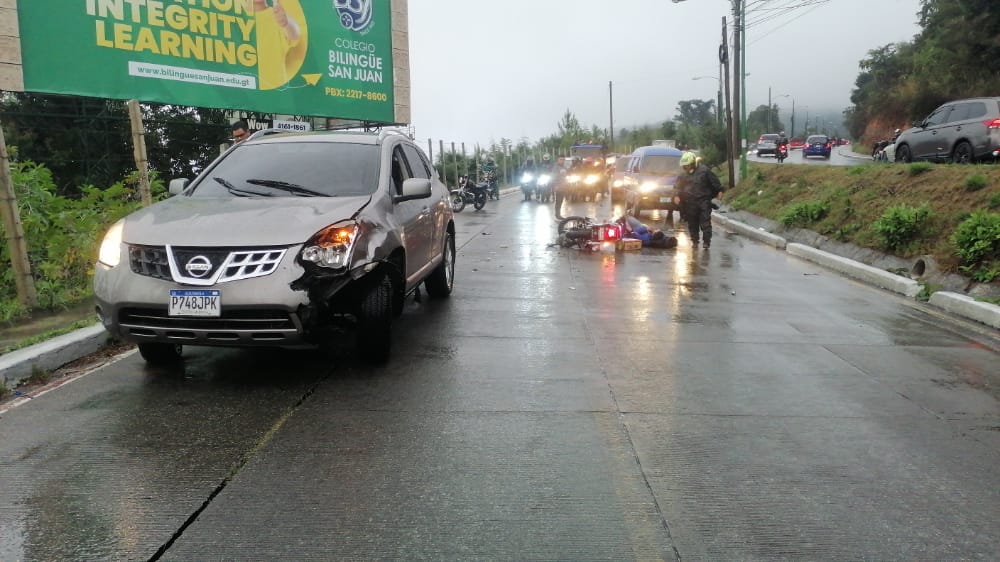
[{"left": 675, "top": 99, "right": 716, "bottom": 128}]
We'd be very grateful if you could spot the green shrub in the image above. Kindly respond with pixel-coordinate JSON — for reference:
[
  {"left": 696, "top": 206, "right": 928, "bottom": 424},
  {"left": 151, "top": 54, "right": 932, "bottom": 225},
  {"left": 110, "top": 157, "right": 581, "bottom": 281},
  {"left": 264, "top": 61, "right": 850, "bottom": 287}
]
[
  {"left": 780, "top": 201, "right": 830, "bottom": 227},
  {"left": 0, "top": 160, "right": 166, "bottom": 317},
  {"left": 950, "top": 211, "right": 1000, "bottom": 266},
  {"left": 872, "top": 204, "right": 932, "bottom": 251},
  {"left": 847, "top": 166, "right": 866, "bottom": 176},
  {"left": 988, "top": 192, "right": 1000, "bottom": 210},
  {"left": 907, "top": 162, "right": 933, "bottom": 176},
  {"left": 965, "top": 173, "right": 988, "bottom": 192}
]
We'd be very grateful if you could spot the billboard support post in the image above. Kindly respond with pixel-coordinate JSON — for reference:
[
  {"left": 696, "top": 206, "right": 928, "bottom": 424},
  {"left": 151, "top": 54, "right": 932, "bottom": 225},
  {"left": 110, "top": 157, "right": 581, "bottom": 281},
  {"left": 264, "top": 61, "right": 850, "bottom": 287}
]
[
  {"left": 127, "top": 100, "right": 152, "bottom": 207},
  {"left": 0, "top": 122, "right": 38, "bottom": 309}
]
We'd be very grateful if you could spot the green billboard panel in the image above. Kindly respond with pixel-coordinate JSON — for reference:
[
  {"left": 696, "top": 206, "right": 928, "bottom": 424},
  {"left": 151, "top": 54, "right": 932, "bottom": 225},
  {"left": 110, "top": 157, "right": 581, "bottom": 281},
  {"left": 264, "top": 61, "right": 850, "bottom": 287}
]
[{"left": 18, "top": 0, "right": 395, "bottom": 122}]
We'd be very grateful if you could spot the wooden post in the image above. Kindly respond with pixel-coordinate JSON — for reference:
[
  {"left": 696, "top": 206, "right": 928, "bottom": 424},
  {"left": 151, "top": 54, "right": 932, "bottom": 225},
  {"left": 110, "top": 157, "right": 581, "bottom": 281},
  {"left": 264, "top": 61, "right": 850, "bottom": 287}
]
[
  {"left": 127, "top": 100, "right": 153, "bottom": 207},
  {"left": 0, "top": 122, "right": 38, "bottom": 309}
]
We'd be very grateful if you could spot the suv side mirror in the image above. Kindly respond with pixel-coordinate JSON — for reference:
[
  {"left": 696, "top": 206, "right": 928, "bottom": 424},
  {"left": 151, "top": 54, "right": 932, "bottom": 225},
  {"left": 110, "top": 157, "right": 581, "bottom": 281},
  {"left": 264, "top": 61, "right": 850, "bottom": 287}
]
[
  {"left": 168, "top": 178, "right": 189, "bottom": 195},
  {"left": 395, "top": 178, "right": 432, "bottom": 202}
]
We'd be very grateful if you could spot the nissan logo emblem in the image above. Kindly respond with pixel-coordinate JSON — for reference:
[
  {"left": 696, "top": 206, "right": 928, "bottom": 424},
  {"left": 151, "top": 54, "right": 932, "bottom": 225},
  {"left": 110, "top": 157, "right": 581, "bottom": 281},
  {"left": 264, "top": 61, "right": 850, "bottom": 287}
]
[{"left": 185, "top": 256, "right": 213, "bottom": 278}]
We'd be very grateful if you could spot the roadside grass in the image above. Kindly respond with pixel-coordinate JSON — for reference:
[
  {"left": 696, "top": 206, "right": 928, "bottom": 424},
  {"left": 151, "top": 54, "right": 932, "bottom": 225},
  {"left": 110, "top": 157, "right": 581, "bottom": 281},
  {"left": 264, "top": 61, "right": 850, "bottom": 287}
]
[
  {"left": 0, "top": 319, "right": 98, "bottom": 356},
  {"left": 727, "top": 163, "right": 1000, "bottom": 273}
]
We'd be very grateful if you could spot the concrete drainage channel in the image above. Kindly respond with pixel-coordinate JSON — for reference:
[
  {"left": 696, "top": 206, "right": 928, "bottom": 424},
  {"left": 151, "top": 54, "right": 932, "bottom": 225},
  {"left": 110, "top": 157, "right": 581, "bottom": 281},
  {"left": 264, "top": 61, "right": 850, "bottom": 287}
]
[{"left": 712, "top": 214, "right": 1000, "bottom": 330}]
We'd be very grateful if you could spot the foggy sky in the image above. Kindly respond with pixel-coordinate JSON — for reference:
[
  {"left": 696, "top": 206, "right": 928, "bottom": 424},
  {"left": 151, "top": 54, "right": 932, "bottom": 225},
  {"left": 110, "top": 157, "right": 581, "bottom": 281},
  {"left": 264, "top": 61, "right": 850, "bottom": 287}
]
[{"left": 407, "top": 0, "right": 923, "bottom": 148}]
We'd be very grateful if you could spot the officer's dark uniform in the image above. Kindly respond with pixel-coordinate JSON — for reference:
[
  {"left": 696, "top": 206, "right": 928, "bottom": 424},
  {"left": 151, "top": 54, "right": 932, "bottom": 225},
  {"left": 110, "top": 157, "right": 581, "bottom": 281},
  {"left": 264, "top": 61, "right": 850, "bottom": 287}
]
[{"left": 676, "top": 164, "right": 723, "bottom": 248}]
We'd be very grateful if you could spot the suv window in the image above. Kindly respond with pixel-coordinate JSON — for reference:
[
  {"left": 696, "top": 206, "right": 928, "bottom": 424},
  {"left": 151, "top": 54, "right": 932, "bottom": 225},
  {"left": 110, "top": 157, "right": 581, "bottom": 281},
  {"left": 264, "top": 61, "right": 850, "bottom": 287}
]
[
  {"left": 964, "top": 101, "right": 988, "bottom": 120},
  {"left": 390, "top": 146, "right": 414, "bottom": 195},
  {"left": 760, "top": 134, "right": 779, "bottom": 142},
  {"left": 806, "top": 135, "right": 828, "bottom": 144},
  {"left": 192, "top": 142, "right": 379, "bottom": 198},
  {"left": 402, "top": 145, "right": 431, "bottom": 180},
  {"left": 924, "top": 105, "right": 951, "bottom": 127},
  {"left": 947, "top": 103, "right": 971, "bottom": 123}
]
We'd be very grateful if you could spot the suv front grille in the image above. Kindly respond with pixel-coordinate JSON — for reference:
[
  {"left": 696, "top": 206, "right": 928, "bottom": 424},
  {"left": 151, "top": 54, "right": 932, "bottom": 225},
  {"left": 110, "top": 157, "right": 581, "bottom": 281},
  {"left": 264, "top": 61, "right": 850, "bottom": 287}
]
[
  {"left": 119, "top": 307, "right": 301, "bottom": 344},
  {"left": 129, "top": 245, "right": 288, "bottom": 285}
]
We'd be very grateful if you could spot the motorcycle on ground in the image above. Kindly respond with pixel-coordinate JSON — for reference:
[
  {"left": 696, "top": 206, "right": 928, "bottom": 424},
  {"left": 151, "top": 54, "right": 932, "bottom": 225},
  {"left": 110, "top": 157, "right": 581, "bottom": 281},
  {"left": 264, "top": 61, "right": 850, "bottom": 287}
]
[
  {"left": 556, "top": 215, "right": 623, "bottom": 251},
  {"left": 450, "top": 176, "right": 489, "bottom": 213}
]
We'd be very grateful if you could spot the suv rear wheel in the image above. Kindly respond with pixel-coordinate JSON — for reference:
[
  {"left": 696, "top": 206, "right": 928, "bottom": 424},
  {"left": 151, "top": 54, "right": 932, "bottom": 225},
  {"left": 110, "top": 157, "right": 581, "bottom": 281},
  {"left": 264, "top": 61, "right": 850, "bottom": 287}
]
[
  {"left": 952, "top": 141, "right": 973, "bottom": 164},
  {"left": 356, "top": 274, "right": 393, "bottom": 363},
  {"left": 424, "top": 233, "right": 455, "bottom": 298}
]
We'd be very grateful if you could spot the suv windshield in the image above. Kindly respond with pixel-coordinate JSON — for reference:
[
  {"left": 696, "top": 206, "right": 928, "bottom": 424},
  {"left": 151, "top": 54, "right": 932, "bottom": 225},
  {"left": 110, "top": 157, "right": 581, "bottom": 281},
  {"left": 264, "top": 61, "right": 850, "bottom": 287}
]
[
  {"left": 640, "top": 155, "right": 682, "bottom": 176},
  {"left": 191, "top": 142, "right": 379, "bottom": 198}
]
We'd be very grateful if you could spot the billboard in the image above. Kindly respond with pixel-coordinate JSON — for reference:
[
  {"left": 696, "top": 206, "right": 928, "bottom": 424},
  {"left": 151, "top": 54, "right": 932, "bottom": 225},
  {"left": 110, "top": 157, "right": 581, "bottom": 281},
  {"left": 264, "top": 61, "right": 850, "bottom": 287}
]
[{"left": 9, "top": 0, "right": 407, "bottom": 123}]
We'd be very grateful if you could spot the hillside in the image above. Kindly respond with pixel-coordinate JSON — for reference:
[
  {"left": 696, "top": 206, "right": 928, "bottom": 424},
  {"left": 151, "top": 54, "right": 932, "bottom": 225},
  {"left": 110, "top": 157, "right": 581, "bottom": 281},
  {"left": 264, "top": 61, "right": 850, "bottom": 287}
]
[{"left": 725, "top": 161, "right": 1000, "bottom": 293}]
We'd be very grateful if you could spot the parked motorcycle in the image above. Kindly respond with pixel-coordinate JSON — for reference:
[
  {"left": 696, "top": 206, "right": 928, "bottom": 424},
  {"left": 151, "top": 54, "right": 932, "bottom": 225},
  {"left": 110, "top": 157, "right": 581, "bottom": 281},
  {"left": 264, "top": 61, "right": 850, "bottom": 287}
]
[{"left": 450, "top": 176, "right": 489, "bottom": 213}]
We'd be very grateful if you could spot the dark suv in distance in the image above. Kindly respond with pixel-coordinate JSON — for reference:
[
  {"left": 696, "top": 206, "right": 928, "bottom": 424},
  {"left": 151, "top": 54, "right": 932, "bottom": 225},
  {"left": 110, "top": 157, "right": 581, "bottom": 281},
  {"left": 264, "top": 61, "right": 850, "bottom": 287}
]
[
  {"left": 894, "top": 97, "right": 1000, "bottom": 163},
  {"left": 94, "top": 130, "right": 456, "bottom": 364}
]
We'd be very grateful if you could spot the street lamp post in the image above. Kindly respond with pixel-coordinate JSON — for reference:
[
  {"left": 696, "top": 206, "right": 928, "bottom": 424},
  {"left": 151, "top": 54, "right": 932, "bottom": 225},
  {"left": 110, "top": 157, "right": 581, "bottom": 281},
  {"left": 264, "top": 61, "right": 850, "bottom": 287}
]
[
  {"left": 692, "top": 76, "right": 723, "bottom": 126},
  {"left": 776, "top": 93, "right": 793, "bottom": 137}
]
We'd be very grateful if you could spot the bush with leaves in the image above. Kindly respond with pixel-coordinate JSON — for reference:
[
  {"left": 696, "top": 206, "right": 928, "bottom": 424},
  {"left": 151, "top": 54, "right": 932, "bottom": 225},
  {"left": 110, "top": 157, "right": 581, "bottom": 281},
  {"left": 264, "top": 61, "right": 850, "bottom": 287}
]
[
  {"left": 0, "top": 160, "right": 165, "bottom": 321},
  {"left": 950, "top": 211, "right": 1000, "bottom": 281},
  {"left": 872, "top": 204, "right": 932, "bottom": 252},
  {"left": 780, "top": 201, "right": 829, "bottom": 227}
]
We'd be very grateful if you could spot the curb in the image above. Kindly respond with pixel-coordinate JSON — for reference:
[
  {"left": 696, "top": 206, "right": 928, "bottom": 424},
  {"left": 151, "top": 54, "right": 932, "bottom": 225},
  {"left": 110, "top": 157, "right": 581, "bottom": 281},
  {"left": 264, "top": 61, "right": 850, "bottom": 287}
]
[
  {"left": 786, "top": 243, "right": 921, "bottom": 298},
  {"left": 0, "top": 324, "right": 110, "bottom": 389},
  {"left": 929, "top": 292, "right": 1000, "bottom": 330},
  {"left": 715, "top": 214, "right": 1000, "bottom": 328}
]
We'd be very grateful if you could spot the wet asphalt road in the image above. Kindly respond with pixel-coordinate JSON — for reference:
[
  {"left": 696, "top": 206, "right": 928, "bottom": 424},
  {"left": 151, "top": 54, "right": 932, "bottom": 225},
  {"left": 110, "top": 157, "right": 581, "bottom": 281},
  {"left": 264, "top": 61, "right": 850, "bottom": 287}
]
[
  {"left": 748, "top": 146, "right": 865, "bottom": 167},
  {"left": 2, "top": 193, "right": 999, "bottom": 561}
]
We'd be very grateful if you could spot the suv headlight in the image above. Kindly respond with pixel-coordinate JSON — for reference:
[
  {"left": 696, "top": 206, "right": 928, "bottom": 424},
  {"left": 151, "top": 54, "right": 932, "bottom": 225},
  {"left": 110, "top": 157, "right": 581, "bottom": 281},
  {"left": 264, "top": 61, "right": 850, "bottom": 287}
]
[
  {"left": 640, "top": 182, "right": 659, "bottom": 193},
  {"left": 98, "top": 219, "right": 125, "bottom": 267},
  {"left": 301, "top": 221, "right": 357, "bottom": 269}
]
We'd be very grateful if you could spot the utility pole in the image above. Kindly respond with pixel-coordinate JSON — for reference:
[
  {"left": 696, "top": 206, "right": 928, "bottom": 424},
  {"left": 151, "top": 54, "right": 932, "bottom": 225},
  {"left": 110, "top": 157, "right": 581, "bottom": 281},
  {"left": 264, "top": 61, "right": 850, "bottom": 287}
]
[
  {"left": 767, "top": 87, "right": 772, "bottom": 133},
  {"left": 740, "top": 0, "right": 748, "bottom": 181},
  {"left": 732, "top": 0, "right": 742, "bottom": 185},
  {"left": 721, "top": 16, "right": 734, "bottom": 190},
  {"left": 609, "top": 81, "right": 615, "bottom": 152}
]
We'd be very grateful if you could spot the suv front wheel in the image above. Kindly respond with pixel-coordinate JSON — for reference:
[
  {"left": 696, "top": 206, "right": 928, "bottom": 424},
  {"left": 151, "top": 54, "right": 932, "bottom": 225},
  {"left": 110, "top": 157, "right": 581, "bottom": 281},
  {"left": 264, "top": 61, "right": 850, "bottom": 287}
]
[{"left": 356, "top": 274, "right": 393, "bottom": 363}]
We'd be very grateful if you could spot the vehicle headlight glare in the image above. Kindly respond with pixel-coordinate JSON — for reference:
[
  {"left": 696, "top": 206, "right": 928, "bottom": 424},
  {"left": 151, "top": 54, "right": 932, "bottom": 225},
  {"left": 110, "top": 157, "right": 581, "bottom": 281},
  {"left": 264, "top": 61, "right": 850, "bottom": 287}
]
[
  {"left": 585, "top": 175, "right": 599, "bottom": 185},
  {"left": 640, "top": 182, "right": 659, "bottom": 193},
  {"left": 567, "top": 174, "right": 581, "bottom": 184},
  {"left": 538, "top": 174, "right": 551, "bottom": 186},
  {"left": 302, "top": 222, "right": 357, "bottom": 269},
  {"left": 98, "top": 220, "right": 124, "bottom": 267},
  {"left": 521, "top": 173, "right": 534, "bottom": 183}
]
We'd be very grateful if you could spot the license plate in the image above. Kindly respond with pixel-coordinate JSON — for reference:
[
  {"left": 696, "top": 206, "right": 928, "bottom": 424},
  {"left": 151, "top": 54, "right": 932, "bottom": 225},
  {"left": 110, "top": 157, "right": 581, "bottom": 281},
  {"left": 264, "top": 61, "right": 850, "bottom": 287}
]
[
  {"left": 659, "top": 197, "right": 672, "bottom": 203},
  {"left": 169, "top": 290, "right": 220, "bottom": 317}
]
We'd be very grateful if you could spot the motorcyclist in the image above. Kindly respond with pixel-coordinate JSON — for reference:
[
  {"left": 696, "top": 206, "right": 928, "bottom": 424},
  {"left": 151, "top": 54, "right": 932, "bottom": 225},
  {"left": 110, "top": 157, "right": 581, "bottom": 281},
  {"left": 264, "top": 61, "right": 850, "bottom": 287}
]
[
  {"left": 553, "top": 157, "right": 580, "bottom": 219},
  {"left": 673, "top": 151, "right": 723, "bottom": 249},
  {"left": 776, "top": 130, "right": 789, "bottom": 159},
  {"left": 481, "top": 156, "right": 499, "bottom": 199},
  {"left": 520, "top": 156, "right": 537, "bottom": 201}
]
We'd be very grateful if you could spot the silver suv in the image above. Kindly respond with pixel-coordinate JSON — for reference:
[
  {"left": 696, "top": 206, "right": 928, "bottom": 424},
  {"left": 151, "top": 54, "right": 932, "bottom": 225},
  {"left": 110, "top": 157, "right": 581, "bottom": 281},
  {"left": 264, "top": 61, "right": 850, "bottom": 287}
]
[
  {"left": 895, "top": 97, "right": 1000, "bottom": 163},
  {"left": 94, "top": 130, "right": 456, "bottom": 364}
]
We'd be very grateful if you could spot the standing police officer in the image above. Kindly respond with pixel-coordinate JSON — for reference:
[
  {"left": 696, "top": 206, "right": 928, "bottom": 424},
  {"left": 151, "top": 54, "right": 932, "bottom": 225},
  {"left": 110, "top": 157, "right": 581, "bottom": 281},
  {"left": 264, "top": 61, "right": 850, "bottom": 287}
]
[{"left": 674, "top": 152, "right": 723, "bottom": 249}]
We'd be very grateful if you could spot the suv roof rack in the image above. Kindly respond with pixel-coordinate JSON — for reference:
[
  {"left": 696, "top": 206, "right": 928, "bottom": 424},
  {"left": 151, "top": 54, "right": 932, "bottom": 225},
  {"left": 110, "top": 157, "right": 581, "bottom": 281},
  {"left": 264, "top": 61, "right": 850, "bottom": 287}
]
[
  {"left": 377, "top": 128, "right": 411, "bottom": 142},
  {"left": 247, "top": 128, "right": 291, "bottom": 141}
]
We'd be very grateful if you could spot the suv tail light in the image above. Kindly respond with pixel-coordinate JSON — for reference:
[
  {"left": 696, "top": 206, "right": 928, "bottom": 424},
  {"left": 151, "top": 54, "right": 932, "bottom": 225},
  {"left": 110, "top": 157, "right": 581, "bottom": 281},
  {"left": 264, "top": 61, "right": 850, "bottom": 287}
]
[{"left": 985, "top": 119, "right": 1000, "bottom": 129}]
